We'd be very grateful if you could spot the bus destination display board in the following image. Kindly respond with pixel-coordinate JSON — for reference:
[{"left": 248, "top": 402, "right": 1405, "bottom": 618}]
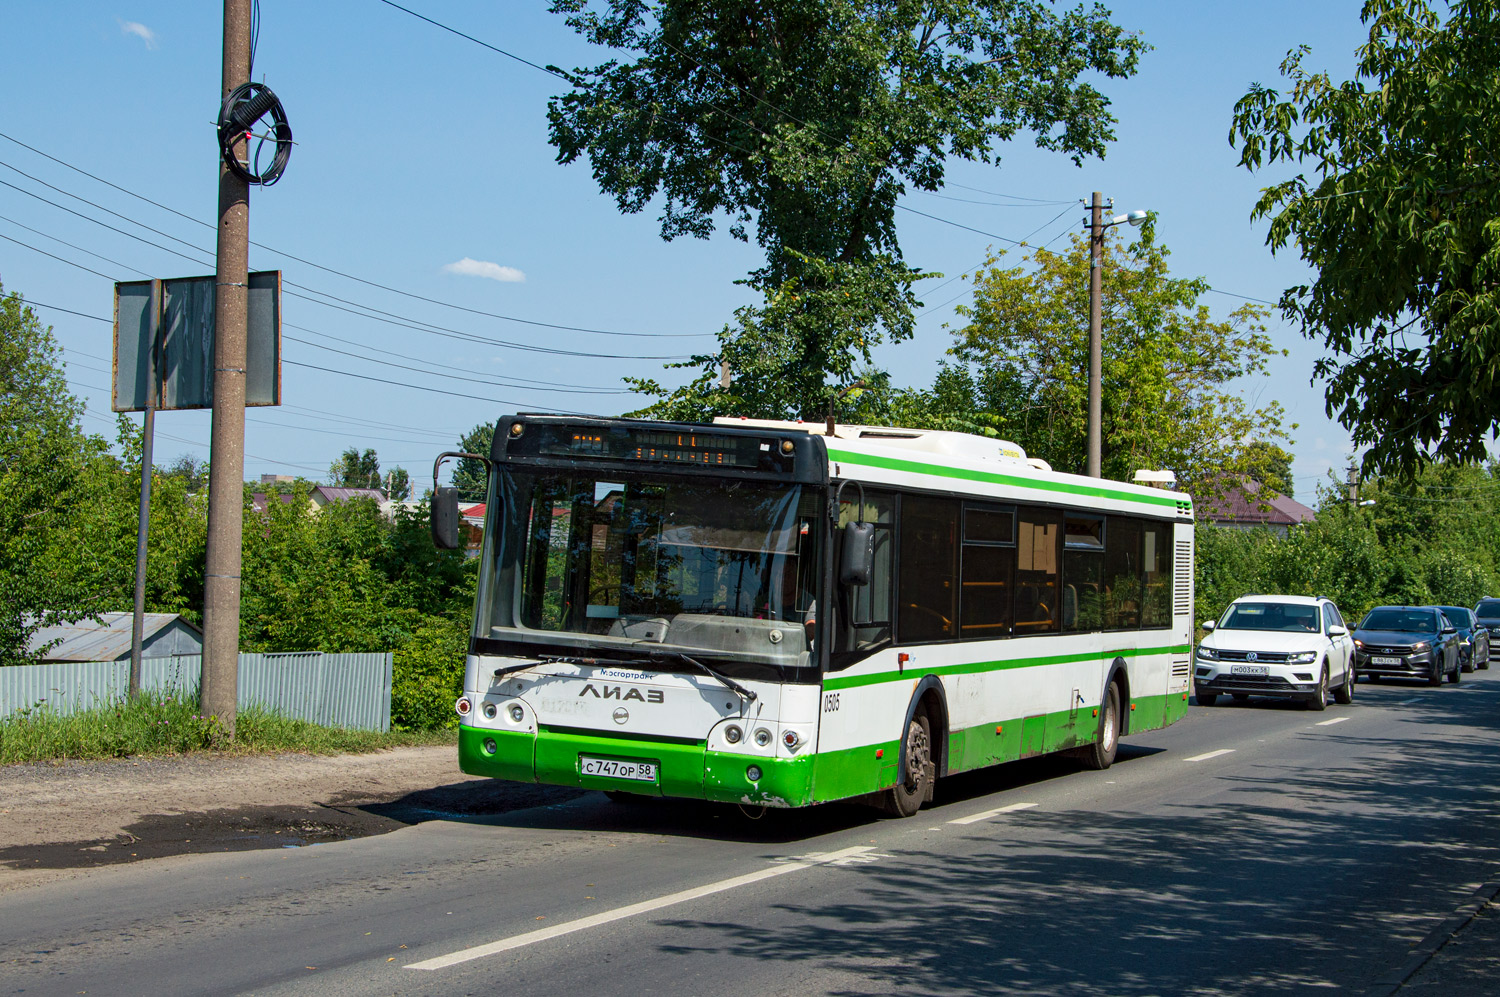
[{"left": 514, "top": 423, "right": 791, "bottom": 472}]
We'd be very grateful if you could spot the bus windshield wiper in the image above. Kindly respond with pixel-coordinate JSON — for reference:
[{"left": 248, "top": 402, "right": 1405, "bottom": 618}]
[
  {"left": 523, "top": 651, "right": 758, "bottom": 704},
  {"left": 647, "top": 650, "right": 758, "bottom": 704}
]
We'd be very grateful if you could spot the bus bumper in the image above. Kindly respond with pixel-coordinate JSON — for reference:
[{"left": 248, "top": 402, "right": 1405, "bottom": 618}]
[{"left": 458, "top": 724, "right": 815, "bottom": 807}]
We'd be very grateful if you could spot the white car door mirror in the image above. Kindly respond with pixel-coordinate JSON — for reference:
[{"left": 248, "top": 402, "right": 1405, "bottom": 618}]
[
  {"left": 1201, "top": 620, "right": 1215, "bottom": 631},
  {"left": 1327, "top": 624, "right": 1347, "bottom": 636}
]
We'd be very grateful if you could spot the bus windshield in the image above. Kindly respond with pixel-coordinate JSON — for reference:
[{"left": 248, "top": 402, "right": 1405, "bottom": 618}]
[{"left": 485, "top": 470, "right": 820, "bottom": 667}]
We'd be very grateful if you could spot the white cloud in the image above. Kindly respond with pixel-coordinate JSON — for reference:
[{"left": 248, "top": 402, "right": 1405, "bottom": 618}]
[
  {"left": 443, "top": 258, "right": 525, "bottom": 283},
  {"left": 119, "top": 20, "right": 158, "bottom": 49}
]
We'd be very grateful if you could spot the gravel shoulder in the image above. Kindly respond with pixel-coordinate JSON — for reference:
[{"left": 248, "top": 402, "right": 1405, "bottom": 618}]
[{"left": 0, "top": 747, "right": 582, "bottom": 894}]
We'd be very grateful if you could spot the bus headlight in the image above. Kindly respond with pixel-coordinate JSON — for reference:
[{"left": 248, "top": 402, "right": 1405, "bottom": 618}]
[
  {"left": 725, "top": 724, "right": 743, "bottom": 744},
  {"left": 482, "top": 702, "right": 497, "bottom": 719},
  {"left": 754, "top": 728, "right": 772, "bottom": 747},
  {"left": 509, "top": 705, "right": 525, "bottom": 722}
]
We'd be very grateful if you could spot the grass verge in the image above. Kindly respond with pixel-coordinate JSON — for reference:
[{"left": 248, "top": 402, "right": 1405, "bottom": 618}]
[{"left": 0, "top": 689, "right": 455, "bottom": 765}]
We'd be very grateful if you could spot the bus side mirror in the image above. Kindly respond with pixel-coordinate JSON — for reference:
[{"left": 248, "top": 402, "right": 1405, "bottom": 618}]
[
  {"left": 432, "top": 486, "right": 462, "bottom": 550},
  {"left": 840, "top": 522, "right": 874, "bottom": 586}
]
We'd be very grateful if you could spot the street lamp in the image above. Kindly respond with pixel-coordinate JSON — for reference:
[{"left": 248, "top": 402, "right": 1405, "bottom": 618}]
[{"left": 1085, "top": 192, "right": 1148, "bottom": 478}]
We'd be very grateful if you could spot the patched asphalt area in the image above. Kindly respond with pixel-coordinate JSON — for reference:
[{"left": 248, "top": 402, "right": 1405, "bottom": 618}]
[{"left": 0, "top": 777, "right": 585, "bottom": 872}]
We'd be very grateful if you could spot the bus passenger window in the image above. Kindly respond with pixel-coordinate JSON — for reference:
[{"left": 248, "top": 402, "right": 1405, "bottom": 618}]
[
  {"left": 1013, "top": 511, "right": 1060, "bottom": 634},
  {"left": 961, "top": 504, "right": 1015, "bottom": 639},
  {"left": 898, "top": 497, "right": 960, "bottom": 642},
  {"left": 1104, "top": 517, "right": 1142, "bottom": 629}
]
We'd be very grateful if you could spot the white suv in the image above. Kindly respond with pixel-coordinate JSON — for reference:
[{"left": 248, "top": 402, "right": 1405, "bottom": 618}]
[{"left": 1194, "top": 595, "right": 1356, "bottom": 711}]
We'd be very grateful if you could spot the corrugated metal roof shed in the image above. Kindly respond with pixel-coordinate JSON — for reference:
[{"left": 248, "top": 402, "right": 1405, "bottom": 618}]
[{"left": 25, "top": 614, "right": 204, "bottom": 662}]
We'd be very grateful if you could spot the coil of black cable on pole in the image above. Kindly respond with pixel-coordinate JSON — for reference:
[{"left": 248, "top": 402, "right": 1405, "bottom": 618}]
[{"left": 217, "top": 82, "right": 292, "bottom": 186}]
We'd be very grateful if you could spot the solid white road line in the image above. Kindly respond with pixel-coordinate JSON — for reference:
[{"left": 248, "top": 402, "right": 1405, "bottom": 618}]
[
  {"left": 1315, "top": 717, "right": 1351, "bottom": 726},
  {"left": 405, "top": 845, "right": 878, "bottom": 970},
  {"left": 1185, "top": 748, "right": 1235, "bottom": 762},
  {"left": 1400, "top": 698, "right": 1424, "bottom": 705},
  {"left": 947, "top": 801, "right": 1038, "bottom": 826}
]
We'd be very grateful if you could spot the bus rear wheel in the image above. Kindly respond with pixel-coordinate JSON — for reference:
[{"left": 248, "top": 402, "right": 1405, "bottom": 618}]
[
  {"left": 879, "top": 712, "right": 934, "bottom": 817},
  {"left": 1080, "top": 682, "right": 1121, "bottom": 771}
]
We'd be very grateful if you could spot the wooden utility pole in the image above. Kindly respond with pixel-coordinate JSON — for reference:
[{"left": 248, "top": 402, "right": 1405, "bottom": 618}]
[
  {"left": 201, "top": 0, "right": 252, "bottom": 737},
  {"left": 1086, "top": 191, "right": 1104, "bottom": 478}
]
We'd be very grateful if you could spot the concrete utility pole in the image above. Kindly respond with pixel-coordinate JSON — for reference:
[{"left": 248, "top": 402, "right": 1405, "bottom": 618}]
[
  {"left": 1086, "top": 191, "right": 1104, "bottom": 478},
  {"left": 201, "top": 0, "right": 252, "bottom": 737}
]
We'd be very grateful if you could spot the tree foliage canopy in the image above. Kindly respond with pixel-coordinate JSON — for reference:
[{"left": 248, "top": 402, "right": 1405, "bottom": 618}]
[
  {"left": 453, "top": 422, "right": 495, "bottom": 503},
  {"left": 932, "top": 227, "right": 1292, "bottom": 490},
  {"left": 329, "top": 447, "right": 381, "bottom": 489},
  {"left": 1229, "top": 0, "right": 1500, "bottom": 475},
  {"left": 549, "top": 0, "right": 1146, "bottom": 418}
]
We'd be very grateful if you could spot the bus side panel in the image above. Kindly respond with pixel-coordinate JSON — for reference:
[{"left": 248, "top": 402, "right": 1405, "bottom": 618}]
[{"left": 811, "top": 649, "right": 905, "bottom": 801}]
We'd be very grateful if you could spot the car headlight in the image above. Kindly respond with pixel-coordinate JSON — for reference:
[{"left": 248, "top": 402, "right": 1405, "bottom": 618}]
[
  {"left": 1289, "top": 651, "right": 1318, "bottom": 664},
  {"left": 1353, "top": 639, "right": 1365, "bottom": 649},
  {"left": 1412, "top": 641, "right": 1431, "bottom": 652},
  {"left": 1195, "top": 645, "right": 1218, "bottom": 660}
]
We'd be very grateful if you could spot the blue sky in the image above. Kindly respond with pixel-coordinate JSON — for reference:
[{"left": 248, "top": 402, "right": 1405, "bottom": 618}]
[{"left": 1, "top": 1, "right": 1390, "bottom": 498}]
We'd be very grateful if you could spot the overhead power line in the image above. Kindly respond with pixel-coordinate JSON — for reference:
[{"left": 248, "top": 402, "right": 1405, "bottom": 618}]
[{"left": 0, "top": 135, "right": 708, "bottom": 339}]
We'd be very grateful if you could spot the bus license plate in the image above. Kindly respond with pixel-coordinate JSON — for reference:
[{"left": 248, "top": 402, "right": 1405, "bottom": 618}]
[
  {"left": 1371, "top": 656, "right": 1401, "bottom": 665},
  {"left": 1231, "top": 664, "right": 1268, "bottom": 676},
  {"left": 580, "top": 756, "right": 658, "bottom": 782}
]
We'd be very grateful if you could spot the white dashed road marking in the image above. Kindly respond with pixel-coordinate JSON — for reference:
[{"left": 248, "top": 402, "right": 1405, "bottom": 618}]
[
  {"left": 1185, "top": 749, "right": 1235, "bottom": 762},
  {"left": 405, "top": 845, "right": 878, "bottom": 970},
  {"left": 947, "top": 801, "right": 1038, "bottom": 826},
  {"left": 1315, "top": 717, "right": 1350, "bottom": 726}
]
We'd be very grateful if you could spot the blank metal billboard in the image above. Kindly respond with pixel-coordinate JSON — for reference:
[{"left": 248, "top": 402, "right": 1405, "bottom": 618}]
[{"left": 112, "top": 270, "right": 281, "bottom": 412}]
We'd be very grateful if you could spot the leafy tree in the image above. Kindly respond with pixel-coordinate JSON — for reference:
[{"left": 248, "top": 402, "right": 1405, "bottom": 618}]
[
  {"left": 1242, "top": 441, "right": 1295, "bottom": 498},
  {"left": 329, "top": 447, "right": 380, "bottom": 489},
  {"left": 452, "top": 422, "right": 494, "bottom": 503},
  {"left": 385, "top": 466, "right": 411, "bottom": 502},
  {"left": 941, "top": 226, "right": 1293, "bottom": 489},
  {"left": 0, "top": 284, "right": 111, "bottom": 662},
  {"left": 239, "top": 483, "right": 408, "bottom": 652},
  {"left": 163, "top": 453, "right": 208, "bottom": 493},
  {"left": 549, "top": 0, "right": 1147, "bottom": 419},
  {"left": 1229, "top": 0, "right": 1500, "bottom": 476}
]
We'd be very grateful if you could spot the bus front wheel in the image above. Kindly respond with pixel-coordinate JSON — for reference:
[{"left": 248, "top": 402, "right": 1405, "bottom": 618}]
[
  {"left": 1080, "top": 682, "right": 1121, "bottom": 771},
  {"left": 879, "top": 712, "right": 934, "bottom": 817}
]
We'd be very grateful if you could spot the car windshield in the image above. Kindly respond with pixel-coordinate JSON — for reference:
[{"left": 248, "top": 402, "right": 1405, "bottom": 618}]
[
  {"left": 481, "top": 470, "right": 821, "bottom": 668},
  {"left": 1358, "top": 608, "right": 1439, "bottom": 634},
  {"left": 1439, "top": 607, "right": 1473, "bottom": 627},
  {"left": 1218, "top": 602, "right": 1321, "bottom": 632},
  {"left": 1476, "top": 600, "right": 1500, "bottom": 622}
]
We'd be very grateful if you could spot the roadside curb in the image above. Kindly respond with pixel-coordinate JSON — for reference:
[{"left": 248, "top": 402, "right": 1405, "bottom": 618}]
[{"left": 1363, "top": 876, "right": 1500, "bottom": 996}]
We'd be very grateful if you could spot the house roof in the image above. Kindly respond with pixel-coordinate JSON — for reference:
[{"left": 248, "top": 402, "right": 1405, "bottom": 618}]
[
  {"left": 313, "top": 486, "right": 386, "bottom": 504},
  {"left": 1198, "top": 478, "right": 1317, "bottom": 527},
  {"left": 25, "top": 613, "right": 203, "bottom": 662}
]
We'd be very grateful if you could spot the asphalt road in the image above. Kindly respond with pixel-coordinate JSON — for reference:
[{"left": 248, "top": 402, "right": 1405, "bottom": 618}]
[{"left": 6, "top": 671, "right": 1500, "bottom": 996}]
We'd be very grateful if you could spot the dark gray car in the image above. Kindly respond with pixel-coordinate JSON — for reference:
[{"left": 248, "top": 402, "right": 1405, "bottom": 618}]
[
  {"left": 1352, "top": 606, "right": 1460, "bottom": 685},
  {"left": 1437, "top": 605, "right": 1490, "bottom": 672}
]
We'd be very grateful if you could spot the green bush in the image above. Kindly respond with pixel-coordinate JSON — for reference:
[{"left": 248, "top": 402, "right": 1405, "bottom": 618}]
[{"left": 391, "top": 615, "right": 468, "bottom": 731}]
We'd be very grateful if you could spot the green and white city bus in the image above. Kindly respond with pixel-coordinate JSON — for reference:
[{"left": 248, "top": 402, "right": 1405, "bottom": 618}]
[{"left": 431, "top": 413, "right": 1193, "bottom": 816}]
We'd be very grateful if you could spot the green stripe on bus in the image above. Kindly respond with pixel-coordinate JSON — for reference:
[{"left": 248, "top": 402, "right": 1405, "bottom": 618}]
[
  {"left": 822, "top": 643, "right": 1191, "bottom": 691},
  {"left": 826, "top": 447, "right": 1188, "bottom": 510}
]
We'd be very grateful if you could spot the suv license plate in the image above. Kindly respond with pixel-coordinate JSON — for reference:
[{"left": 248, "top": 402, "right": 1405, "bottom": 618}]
[
  {"left": 580, "top": 756, "right": 658, "bottom": 782},
  {"left": 1231, "top": 664, "right": 1269, "bottom": 676},
  {"left": 1371, "top": 656, "right": 1401, "bottom": 665}
]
